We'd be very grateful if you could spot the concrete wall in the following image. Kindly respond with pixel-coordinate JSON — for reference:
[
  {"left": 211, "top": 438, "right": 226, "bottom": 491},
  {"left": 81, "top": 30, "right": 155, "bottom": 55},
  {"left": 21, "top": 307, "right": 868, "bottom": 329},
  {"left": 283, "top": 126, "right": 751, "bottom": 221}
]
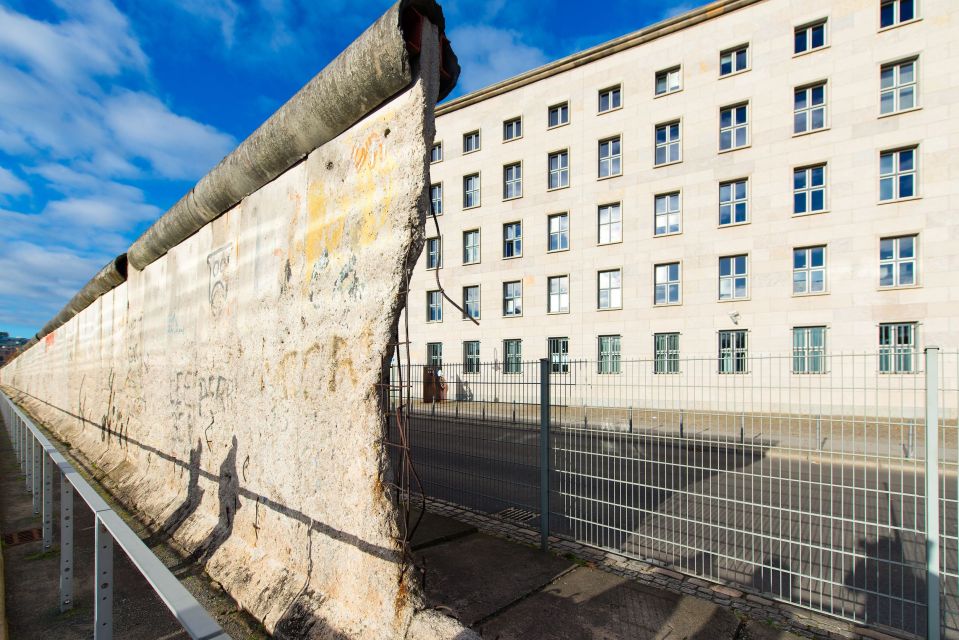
[{"left": 0, "top": 21, "right": 468, "bottom": 640}]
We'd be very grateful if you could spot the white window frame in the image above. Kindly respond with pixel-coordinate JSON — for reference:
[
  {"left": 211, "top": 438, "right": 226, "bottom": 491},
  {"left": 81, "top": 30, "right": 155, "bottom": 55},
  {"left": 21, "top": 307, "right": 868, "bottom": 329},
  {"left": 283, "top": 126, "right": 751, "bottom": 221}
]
[
  {"left": 427, "top": 290, "right": 442, "bottom": 322},
  {"left": 503, "top": 281, "right": 523, "bottom": 317},
  {"left": 719, "top": 178, "right": 748, "bottom": 226},
  {"left": 548, "top": 213, "right": 569, "bottom": 252},
  {"left": 425, "top": 237, "right": 441, "bottom": 270},
  {"left": 503, "top": 162, "right": 522, "bottom": 200},
  {"left": 793, "top": 245, "right": 827, "bottom": 295},
  {"left": 504, "top": 339, "right": 522, "bottom": 373},
  {"left": 503, "top": 117, "right": 522, "bottom": 142},
  {"left": 463, "top": 130, "right": 480, "bottom": 153},
  {"left": 718, "top": 330, "right": 748, "bottom": 374},
  {"left": 880, "top": 58, "right": 918, "bottom": 115},
  {"left": 430, "top": 183, "right": 443, "bottom": 216},
  {"left": 597, "top": 269, "right": 622, "bottom": 310},
  {"left": 463, "top": 340, "right": 480, "bottom": 374},
  {"left": 793, "top": 326, "right": 827, "bottom": 374},
  {"left": 654, "top": 121, "right": 681, "bottom": 166},
  {"left": 879, "top": 322, "right": 917, "bottom": 373},
  {"left": 426, "top": 342, "right": 442, "bottom": 367},
  {"left": 598, "top": 136, "right": 622, "bottom": 178},
  {"left": 654, "top": 191, "right": 681, "bottom": 237},
  {"left": 548, "top": 102, "right": 569, "bottom": 128},
  {"left": 598, "top": 203, "right": 622, "bottom": 245},
  {"left": 548, "top": 150, "right": 569, "bottom": 189},
  {"left": 503, "top": 222, "right": 522, "bottom": 259},
  {"left": 793, "top": 164, "right": 827, "bottom": 215},
  {"left": 654, "top": 333, "right": 680, "bottom": 374},
  {"left": 719, "top": 254, "right": 749, "bottom": 300},
  {"left": 879, "top": 147, "right": 918, "bottom": 201},
  {"left": 598, "top": 85, "right": 622, "bottom": 113},
  {"left": 719, "top": 44, "right": 749, "bottom": 77},
  {"left": 548, "top": 275, "right": 570, "bottom": 314},
  {"left": 430, "top": 142, "right": 443, "bottom": 163},
  {"left": 548, "top": 337, "right": 570, "bottom": 374},
  {"left": 794, "top": 20, "right": 827, "bottom": 55},
  {"left": 880, "top": 0, "right": 917, "bottom": 30},
  {"left": 598, "top": 335, "right": 621, "bottom": 374},
  {"left": 879, "top": 235, "right": 918, "bottom": 288},
  {"left": 794, "top": 82, "right": 827, "bottom": 134},
  {"left": 719, "top": 103, "right": 749, "bottom": 151},
  {"left": 463, "top": 173, "right": 481, "bottom": 209},
  {"left": 655, "top": 66, "right": 681, "bottom": 96},
  {"left": 463, "top": 229, "right": 480, "bottom": 265},
  {"left": 463, "top": 285, "right": 480, "bottom": 320},
  {"left": 654, "top": 262, "right": 681, "bottom": 306}
]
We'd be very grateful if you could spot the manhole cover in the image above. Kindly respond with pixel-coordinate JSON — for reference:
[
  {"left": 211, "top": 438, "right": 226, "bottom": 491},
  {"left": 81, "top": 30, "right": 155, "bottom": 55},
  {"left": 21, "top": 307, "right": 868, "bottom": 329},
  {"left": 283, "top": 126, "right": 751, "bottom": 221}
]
[
  {"left": 496, "top": 507, "right": 538, "bottom": 524},
  {"left": 2, "top": 528, "right": 42, "bottom": 547}
]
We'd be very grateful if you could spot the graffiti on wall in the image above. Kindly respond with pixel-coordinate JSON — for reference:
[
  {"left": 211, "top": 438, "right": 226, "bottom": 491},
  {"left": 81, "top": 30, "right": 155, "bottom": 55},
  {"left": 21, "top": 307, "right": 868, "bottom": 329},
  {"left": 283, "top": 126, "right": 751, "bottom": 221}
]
[{"left": 207, "top": 243, "right": 233, "bottom": 317}]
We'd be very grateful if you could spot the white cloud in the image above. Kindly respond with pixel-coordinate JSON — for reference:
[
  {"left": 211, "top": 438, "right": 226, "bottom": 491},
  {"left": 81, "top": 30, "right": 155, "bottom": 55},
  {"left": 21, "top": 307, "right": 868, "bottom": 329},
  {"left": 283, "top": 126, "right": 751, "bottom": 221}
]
[
  {"left": 446, "top": 25, "right": 550, "bottom": 93},
  {"left": 0, "top": 167, "right": 29, "bottom": 197}
]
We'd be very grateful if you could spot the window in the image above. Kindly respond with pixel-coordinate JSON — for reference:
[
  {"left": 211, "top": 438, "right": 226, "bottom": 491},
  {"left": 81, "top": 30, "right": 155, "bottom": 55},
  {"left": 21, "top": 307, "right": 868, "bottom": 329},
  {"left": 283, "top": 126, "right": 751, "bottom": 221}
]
[
  {"left": 720, "top": 44, "right": 748, "bottom": 76},
  {"left": 430, "top": 142, "right": 442, "bottom": 163},
  {"left": 879, "top": 322, "right": 917, "bottom": 373},
  {"left": 548, "top": 150, "right": 569, "bottom": 189},
  {"left": 654, "top": 262, "right": 681, "bottom": 305},
  {"left": 793, "top": 165, "right": 826, "bottom": 214},
  {"left": 430, "top": 183, "right": 443, "bottom": 216},
  {"left": 503, "top": 117, "right": 522, "bottom": 141},
  {"left": 793, "top": 326, "right": 826, "bottom": 374},
  {"left": 880, "top": 147, "right": 917, "bottom": 201},
  {"left": 654, "top": 192, "right": 681, "bottom": 236},
  {"left": 718, "top": 330, "right": 748, "bottom": 374},
  {"left": 794, "top": 83, "right": 827, "bottom": 134},
  {"left": 548, "top": 275, "right": 569, "bottom": 313},
  {"left": 463, "top": 130, "right": 480, "bottom": 153},
  {"left": 794, "top": 20, "right": 826, "bottom": 54},
  {"left": 654, "top": 333, "right": 680, "bottom": 374},
  {"left": 793, "top": 246, "right": 826, "bottom": 294},
  {"left": 464, "top": 341, "right": 480, "bottom": 373},
  {"left": 548, "top": 213, "right": 569, "bottom": 251},
  {"left": 879, "top": 235, "right": 917, "bottom": 288},
  {"left": 597, "top": 269, "right": 622, "bottom": 310},
  {"left": 503, "top": 222, "right": 522, "bottom": 258},
  {"left": 655, "top": 67, "right": 681, "bottom": 96},
  {"left": 463, "top": 173, "right": 481, "bottom": 208},
  {"left": 463, "top": 229, "right": 480, "bottom": 264},
  {"left": 548, "top": 102, "right": 569, "bottom": 128},
  {"left": 503, "top": 163, "right": 522, "bottom": 199},
  {"left": 654, "top": 121, "right": 681, "bottom": 165},
  {"left": 548, "top": 337, "right": 569, "bottom": 374},
  {"left": 598, "top": 335, "right": 621, "bottom": 374},
  {"left": 427, "top": 290, "right": 442, "bottom": 322},
  {"left": 793, "top": 246, "right": 826, "bottom": 295},
  {"left": 719, "top": 179, "right": 748, "bottom": 226},
  {"left": 503, "top": 281, "right": 522, "bottom": 316},
  {"left": 880, "top": 0, "right": 916, "bottom": 28},
  {"left": 881, "top": 59, "right": 917, "bottom": 114},
  {"left": 719, "top": 103, "right": 749, "bottom": 150},
  {"left": 598, "top": 136, "right": 622, "bottom": 178},
  {"left": 598, "top": 203, "right": 622, "bottom": 245},
  {"left": 425, "top": 237, "right": 441, "bottom": 270},
  {"left": 719, "top": 255, "right": 748, "bottom": 300},
  {"left": 598, "top": 85, "right": 621, "bottom": 112},
  {"left": 463, "top": 285, "right": 480, "bottom": 320},
  {"left": 427, "top": 342, "right": 442, "bottom": 367},
  {"left": 504, "top": 339, "right": 522, "bottom": 374}
]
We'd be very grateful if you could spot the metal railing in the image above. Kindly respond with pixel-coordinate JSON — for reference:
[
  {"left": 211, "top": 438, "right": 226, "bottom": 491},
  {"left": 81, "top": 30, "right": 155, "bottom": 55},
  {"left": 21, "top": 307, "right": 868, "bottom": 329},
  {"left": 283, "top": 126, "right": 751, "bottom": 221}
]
[
  {"left": 388, "top": 349, "right": 959, "bottom": 639},
  {"left": 0, "top": 390, "right": 230, "bottom": 640}
]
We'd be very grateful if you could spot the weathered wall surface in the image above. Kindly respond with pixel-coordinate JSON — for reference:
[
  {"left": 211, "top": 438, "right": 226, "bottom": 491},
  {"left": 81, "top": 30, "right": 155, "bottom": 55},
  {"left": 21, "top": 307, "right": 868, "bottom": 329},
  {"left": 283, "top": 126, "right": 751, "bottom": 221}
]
[{"left": 0, "top": 15, "right": 467, "bottom": 640}]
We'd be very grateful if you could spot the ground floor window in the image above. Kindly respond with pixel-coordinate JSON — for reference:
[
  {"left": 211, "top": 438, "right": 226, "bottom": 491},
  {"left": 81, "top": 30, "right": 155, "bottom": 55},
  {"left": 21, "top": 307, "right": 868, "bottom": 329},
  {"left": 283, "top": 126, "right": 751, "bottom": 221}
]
[
  {"left": 548, "top": 337, "right": 569, "bottom": 374},
  {"left": 792, "top": 326, "right": 826, "bottom": 373},
  {"left": 654, "top": 333, "right": 680, "bottom": 374},
  {"left": 598, "top": 335, "right": 621, "bottom": 374},
  {"left": 504, "top": 339, "right": 522, "bottom": 374},
  {"left": 427, "top": 342, "right": 442, "bottom": 368},
  {"left": 718, "top": 330, "right": 748, "bottom": 374},
  {"left": 464, "top": 341, "right": 480, "bottom": 374},
  {"left": 879, "top": 322, "right": 917, "bottom": 373}
]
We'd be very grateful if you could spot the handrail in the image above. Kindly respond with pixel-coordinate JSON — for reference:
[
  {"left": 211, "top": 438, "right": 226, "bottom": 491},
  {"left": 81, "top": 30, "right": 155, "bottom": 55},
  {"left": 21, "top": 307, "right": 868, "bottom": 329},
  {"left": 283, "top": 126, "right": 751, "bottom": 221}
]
[{"left": 0, "top": 390, "right": 231, "bottom": 640}]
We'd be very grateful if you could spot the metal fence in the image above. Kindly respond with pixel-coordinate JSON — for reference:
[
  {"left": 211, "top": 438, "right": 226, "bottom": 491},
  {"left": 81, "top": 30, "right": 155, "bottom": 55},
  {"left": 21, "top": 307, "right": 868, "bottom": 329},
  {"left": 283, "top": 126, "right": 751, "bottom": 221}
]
[
  {"left": 387, "top": 349, "right": 959, "bottom": 639},
  {"left": 0, "top": 391, "right": 229, "bottom": 640}
]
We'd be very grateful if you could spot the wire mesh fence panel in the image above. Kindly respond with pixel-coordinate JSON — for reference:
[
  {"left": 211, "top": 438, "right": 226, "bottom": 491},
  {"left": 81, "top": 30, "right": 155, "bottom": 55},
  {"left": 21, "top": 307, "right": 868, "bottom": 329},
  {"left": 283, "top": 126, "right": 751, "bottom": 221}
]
[{"left": 941, "top": 351, "right": 959, "bottom": 636}]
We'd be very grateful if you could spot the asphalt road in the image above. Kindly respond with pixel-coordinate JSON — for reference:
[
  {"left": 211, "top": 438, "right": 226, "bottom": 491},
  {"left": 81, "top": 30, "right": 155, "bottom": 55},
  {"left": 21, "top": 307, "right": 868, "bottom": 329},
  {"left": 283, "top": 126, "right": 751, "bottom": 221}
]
[{"left": 390, "top": 411, "right": 959, "bottom": 638}]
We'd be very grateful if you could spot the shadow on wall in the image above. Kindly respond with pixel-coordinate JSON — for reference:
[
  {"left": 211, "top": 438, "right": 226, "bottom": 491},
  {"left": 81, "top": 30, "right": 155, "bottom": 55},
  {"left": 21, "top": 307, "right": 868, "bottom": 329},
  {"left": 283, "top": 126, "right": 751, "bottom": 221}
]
[
  {"left": 145, "top": 438, "right": 205, "bottom": 547},
  {"left": 190, "top": 435, "right": 241, "bottom": 565}
]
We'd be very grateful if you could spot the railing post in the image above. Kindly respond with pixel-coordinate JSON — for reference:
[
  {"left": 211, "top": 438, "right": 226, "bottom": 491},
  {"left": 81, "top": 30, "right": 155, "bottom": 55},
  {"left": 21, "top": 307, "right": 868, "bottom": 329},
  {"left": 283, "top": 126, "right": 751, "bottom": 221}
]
[
  {"left": 43, "top": 453, "right": 53, "bottom": 548},
  {"left": 94, "top": 516, "right": 113, "bottom": 640},
  {"left": 925, "top": 346, "right": 940, "bottom": 640},
  {"left": 33, "top": 433, "right": 41, "bottom": 514},
  {"left": 25, "top": 430, "right": 32, "bottom": 492},
  {"left": 539, "top": 358, "right": 550, "bottom": 551},
  {"left": 60, "top": 471, "right": 74, "bottom": 612}
]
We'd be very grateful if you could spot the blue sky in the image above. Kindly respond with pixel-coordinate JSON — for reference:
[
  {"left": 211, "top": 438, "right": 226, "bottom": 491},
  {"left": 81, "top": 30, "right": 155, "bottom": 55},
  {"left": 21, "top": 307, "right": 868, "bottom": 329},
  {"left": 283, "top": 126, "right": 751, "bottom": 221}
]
[{"left": 0, "top": 0, "right": 694, "bottom": 338}]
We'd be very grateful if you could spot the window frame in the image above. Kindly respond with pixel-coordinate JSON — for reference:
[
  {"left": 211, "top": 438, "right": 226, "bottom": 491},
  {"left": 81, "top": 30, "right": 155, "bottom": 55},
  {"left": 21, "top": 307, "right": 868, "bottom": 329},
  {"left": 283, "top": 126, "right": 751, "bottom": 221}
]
[
  {"left": 425, "top": 236, "right": 442, "bottom": 271},
  {"left": 794, "top": 81, "right": 828, "bottom": 135},
  {"left": 548, "top": 336, "right": 570, "bottom": 374},
  {"left": 793, "top": 164, "right": 828, "bottom": 215},
  {"left": 794, "top": 19, "right": 828, "bottom": 56},
  {"left": 426, "top": 290, "right": 443, "bottom": 323},
  {"left": 547, "top": 212, "right": 570, "bottom": 253},
  {"left": 503, "top": 339, "right": 522, "bottom": 374},
  {"left": 597, "top": 202, "right": 622, "bottom": 245},
  {"left": 503, "top": 116, "right": 523, "bottom": 142},
  {"left": 597, "top": 335, "right": 622, "bottom": 375},
  {"left": 718, "top": 330, "right": 749, "bottom": 374},
  {"left": 503, "top": 161, "right": 523, "bottom": 200},
  {"left": 462, "top": 228, "right": 481, "bottom": 265},
  {"left": 793, "top": 245, "right": 827, "bottom": 296},
  {"left": 719, "top": 43, "right": 750, "bottom": 78},
  {"left": 463, "top": 340, "right": 481, "bottom": 374},
  {"left": 719, "top": 178, "right": 749, "bottom": 227},
  {"left": 462, "top": 130, "right": 481, "bottom": 154},
  {"left": 879, "top": 0, "right": 918, "bottom": 31},
  {"left": 654, "top": 333, "right": 680, "bottom": 375},
  {"left": 879, "top": 57, "right": 919, "bottom": 116},
  {"left": 502, "top": 221, "right": 522, "bottom": 259},
  {"left": 598, "top": 135, "right": 623, "bottom": 179},
  {"left": 547, "top": 149, "right": 570, "bottom": 190},
  {"left": 462, "top": 172, "right": 481, "bottom": 209},
  {"left": 597, "top": 268, "right": 623, "bottom": 311},
  {"left": 719, "top": 102, "right": 750, "bottom": 152},
  {"left": 879, "top": 234, "right": 918, "bottom": 289},
  {"left": 426, "top": 342, "right": 442, "bottom": 368},
  {"left": 654, "top": 191, "right": 682, "bottom": 237},
  {"left": 548, "top": 101, "right": 570, "bottom": 129},
  {"left": 792, "top": 326, "right": 827, "bottom": 374},
  {"left": 654, "top": 262, "right": 682, "bottom": 306},
  {"left": 462, "top": 285, "right": 480, "bottom": 321},
  {"left": 879, "top": 322, "right": 918, "bottom": 373},
  {"left": 430, "top": 142, "right": 443, "bottom": 164},
  {"left": 654, "top": 66, "right": 682, "bottom": 97},
  {"left": 719, "top": 254, "right": 749, "bottom": 301},
  {"left": 879, "top": 146, "right": 918, "bottom": 202},
  {"left": 654, "top": 120, "right": 682, "bottom": 166},
  {"left": 597, "top": 84, "right": 622, "bottom": 114},
  {"left": 547, "top": 275, "right": 570, "bottom": 314},
  {"left": 502, "top": 281, "right": 523, "bottom": 317},
  {"left": 430, "top": 182, "right": 443, "bottom": 216}
]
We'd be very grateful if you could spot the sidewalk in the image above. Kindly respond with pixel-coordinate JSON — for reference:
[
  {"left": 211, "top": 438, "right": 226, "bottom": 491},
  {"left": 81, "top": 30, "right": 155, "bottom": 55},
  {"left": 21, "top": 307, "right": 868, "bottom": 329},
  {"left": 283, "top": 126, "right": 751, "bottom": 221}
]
[{"left": 409, "top": 508, "right": 804, "bottom": 640}]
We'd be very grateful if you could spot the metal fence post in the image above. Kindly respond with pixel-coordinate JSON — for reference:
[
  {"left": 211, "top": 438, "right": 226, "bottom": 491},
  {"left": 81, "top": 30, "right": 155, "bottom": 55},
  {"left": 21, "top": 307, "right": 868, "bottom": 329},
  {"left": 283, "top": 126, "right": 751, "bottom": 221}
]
[
  {"left": 33, "top": 434, "right": 41, "bottom": 514},
  {"left": 925, "top": 346, "right": 940, "bottom": 640},
  {"left": 60, "top": 471, "right": 74, "bottom": 612},
  {"left": 94, "top": 516, "right": 113, "bottom": 640},
  {"left": 43, "top": 452, "right": 53, "bottom": 548},
  {"left": 539, "top": 358, "right": 550, "bottom": 552},
  {"left": 25, "top": 431, "right": 33, "bottom": 492}
]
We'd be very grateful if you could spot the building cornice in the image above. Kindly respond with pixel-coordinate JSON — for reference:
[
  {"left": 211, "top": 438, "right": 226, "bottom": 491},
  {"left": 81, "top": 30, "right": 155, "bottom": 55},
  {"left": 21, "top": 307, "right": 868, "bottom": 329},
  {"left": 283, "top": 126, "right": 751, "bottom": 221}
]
[{"left": 436, "top": 0, "right": 764, "bottom": 116}]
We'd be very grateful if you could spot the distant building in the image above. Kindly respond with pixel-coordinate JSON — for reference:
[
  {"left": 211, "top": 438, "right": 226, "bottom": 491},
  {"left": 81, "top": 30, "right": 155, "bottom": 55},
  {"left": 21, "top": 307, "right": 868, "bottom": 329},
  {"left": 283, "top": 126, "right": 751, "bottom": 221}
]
[
  {"left": 401, "top": 0, "right": 956, "bottom": 375},
  {"left": 0, "top": 332, "right": 29, "bottom": 367}
]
